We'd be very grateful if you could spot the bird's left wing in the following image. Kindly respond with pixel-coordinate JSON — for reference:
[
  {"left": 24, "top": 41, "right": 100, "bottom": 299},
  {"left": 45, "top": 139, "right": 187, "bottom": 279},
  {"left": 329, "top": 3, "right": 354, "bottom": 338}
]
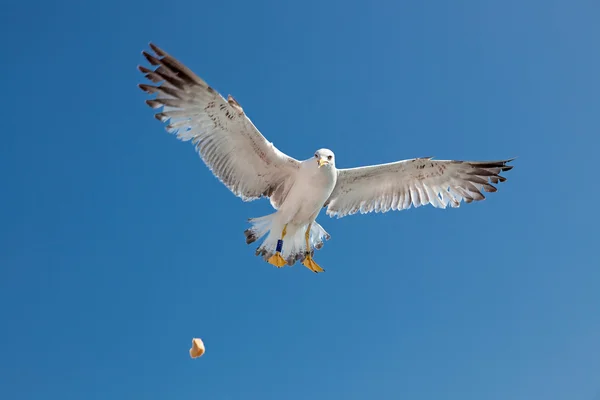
[
  {"left": 325, "top": 157, "right": 514, "bottom": 218},
  {"left": 138, "top": 43, "right": 300, "bottom": 203}
]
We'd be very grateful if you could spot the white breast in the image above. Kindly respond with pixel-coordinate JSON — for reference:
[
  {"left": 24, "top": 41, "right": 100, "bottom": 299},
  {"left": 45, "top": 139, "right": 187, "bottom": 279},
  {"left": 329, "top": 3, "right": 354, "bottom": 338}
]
[{"left": 279, "top": 161, "right": 337, "bottom": 224}]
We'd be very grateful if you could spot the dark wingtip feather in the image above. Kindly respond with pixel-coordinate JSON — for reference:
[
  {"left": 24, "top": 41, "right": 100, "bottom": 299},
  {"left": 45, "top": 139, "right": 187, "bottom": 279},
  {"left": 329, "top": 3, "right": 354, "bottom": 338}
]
[
  {"left": 145, "top": 99, "right": 162, "bottom": 109},
  {"left": 500, "top": 157, "right": 516, "bottom": 170},
  {"left": 142, "top": 51, "right": 161, "bottom": 66},
  {"left": 149, "top": 42, "right": 167, "bottom": 57},
  {"left": 138, "top": 83, "right": 157, "bottom": 94},
  {"left": 154, "top": 112, "right": 169, "bottom": 122},
  {"left": 472, "top": 192, "right": 485, "bottom": 201}
]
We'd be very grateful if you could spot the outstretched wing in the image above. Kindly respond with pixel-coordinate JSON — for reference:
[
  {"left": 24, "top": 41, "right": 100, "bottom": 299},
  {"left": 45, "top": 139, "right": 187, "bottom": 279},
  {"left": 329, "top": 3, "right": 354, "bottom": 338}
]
[
  {"left": 325, "top": 157, "right": 514, "bottom": 218},
  {"left": 138, "top": 43, "right": 300, "bottom": 203}
]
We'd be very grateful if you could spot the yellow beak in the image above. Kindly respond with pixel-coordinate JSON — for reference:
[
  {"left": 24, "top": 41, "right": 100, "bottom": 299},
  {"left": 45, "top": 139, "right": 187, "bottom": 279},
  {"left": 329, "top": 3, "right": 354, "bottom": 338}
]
[{"left": 318, "top": 158, "right": 329, "bottom": 168}]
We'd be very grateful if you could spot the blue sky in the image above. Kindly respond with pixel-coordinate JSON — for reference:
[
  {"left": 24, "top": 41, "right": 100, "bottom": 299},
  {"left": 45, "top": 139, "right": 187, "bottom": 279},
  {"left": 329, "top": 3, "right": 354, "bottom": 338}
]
[{"left": 1, "top": 0, "right": 599, "bottom": 399}]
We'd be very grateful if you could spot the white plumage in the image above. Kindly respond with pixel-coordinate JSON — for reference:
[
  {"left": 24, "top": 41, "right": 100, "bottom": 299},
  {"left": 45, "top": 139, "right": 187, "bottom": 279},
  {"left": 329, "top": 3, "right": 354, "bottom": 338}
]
[{"left": 138, "top": 43, "right": 515, "bottom": 273}]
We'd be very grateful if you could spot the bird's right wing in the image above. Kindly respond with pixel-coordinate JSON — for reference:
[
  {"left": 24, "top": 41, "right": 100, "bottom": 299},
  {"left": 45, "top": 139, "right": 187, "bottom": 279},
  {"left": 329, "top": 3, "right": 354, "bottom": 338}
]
[
  {"left": 325, "top": 157, "right": 514, "bottom": 218},
  {"left": 138, "top": 43, "right": 300, "bottom": 202}
]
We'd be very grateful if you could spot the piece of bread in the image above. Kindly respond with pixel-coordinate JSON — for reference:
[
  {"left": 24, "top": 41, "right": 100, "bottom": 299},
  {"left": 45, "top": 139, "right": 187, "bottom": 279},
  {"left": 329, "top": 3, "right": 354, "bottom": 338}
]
[{"left": 189, "top": 338, "right": 205, "bottom": 358}]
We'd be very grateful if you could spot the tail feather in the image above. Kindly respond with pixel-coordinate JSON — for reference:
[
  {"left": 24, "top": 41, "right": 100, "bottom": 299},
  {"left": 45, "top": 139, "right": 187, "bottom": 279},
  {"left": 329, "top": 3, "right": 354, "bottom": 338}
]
[
  {"left": 244, "top": 214, "right": 275, "bottom": 245},
  {"left": 311, "top": 221, "right": 330, "bottom": 250},
  {"left": 245, "top": 214, "right": 331, "bottom": 266}
]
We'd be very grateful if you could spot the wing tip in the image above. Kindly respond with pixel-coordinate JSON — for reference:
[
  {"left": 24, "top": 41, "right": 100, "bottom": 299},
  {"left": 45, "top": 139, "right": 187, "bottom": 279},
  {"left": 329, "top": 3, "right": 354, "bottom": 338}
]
[
  {"left": 138, "top": 83, "right": 157, "bottom": 94},
  {"left": 149, "top": 42, "right": 167, "bottom": 57},
  {"left": 145, "top": 99, "right": 162, "bottom": 109},
  {"left": 154, "top": 112, "right": 169, "bottom": 122},
  {"left": 137, "top": 65, "right": 151, "bottom": 73},
  {"left": 142, "top": 50, "right": 161, "bottom": 66}
]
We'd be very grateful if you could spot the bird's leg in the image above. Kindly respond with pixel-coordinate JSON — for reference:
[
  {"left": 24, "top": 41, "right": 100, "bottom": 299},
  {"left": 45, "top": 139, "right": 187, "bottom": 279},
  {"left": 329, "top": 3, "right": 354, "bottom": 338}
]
[
  {"left": 301, "top": 223, "right": 324, "bottom": 273},
  {"left": 267, "top": 224, "right": 288, "bottom": 268}
]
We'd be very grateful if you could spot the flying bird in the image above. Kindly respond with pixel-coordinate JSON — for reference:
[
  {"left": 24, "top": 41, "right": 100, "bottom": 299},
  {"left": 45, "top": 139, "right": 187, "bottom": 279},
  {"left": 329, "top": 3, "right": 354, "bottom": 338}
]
[{"left": 138, "top": 43, "right": 515, "bottom": 273}]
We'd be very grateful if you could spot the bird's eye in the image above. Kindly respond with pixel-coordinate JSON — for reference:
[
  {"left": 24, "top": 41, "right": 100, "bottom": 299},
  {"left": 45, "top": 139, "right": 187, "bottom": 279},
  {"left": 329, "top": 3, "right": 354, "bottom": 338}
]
[
  {"left": 315, "top": 154, "right": 318, "bottom": 158},
  {"left": 327, "top": 155, "right": 332, "bottom": 160}
]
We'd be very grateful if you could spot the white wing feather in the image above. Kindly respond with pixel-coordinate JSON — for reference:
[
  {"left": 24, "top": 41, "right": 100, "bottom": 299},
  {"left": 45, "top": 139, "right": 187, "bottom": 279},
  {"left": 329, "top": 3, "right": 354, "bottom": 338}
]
[
  {"left": 325, "top": 157, "right": 514, "bottom": 218},
  {"left": 138, "top": 43, "right": 300, "bottom": 205}
]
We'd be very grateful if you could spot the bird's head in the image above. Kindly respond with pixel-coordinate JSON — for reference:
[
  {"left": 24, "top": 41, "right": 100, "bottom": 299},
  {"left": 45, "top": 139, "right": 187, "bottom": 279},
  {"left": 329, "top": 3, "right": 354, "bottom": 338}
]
[{"left": 314, "top": 148, "right": 335, "bottom": 168}]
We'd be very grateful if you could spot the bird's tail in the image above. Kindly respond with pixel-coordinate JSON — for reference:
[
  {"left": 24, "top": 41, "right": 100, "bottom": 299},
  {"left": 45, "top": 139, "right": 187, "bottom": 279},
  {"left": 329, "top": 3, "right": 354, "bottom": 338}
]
[{"left": 244, "top": 213, "right": 331, "bottom": 266}]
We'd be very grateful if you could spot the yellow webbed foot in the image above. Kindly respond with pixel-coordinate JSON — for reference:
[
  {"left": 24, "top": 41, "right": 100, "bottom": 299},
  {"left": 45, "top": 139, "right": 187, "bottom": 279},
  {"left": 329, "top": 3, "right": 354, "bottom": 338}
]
[
  {"left": 302, "top": 254, "right": 325, "bottom": 273},
  {"left": 267, "top": 252, "right": 287, "bottom": 268}
]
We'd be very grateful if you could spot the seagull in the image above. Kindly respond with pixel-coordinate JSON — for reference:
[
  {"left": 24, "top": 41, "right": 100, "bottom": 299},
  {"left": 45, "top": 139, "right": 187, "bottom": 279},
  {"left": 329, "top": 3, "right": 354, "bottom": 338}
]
[{"left": 138, "top": 43, "right": 515, "bottom": 273}]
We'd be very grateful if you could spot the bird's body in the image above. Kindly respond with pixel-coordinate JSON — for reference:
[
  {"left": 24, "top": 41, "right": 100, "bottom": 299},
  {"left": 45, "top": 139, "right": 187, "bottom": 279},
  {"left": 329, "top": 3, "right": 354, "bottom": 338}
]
[
  {"left": 138, "top": 43, "right": 515, "bottom": 273},
  {"left": 246, "top": 151, "right": 338, "bottom": 270},
  {"left": 277, "top": 153, "right": 338, "bottom": 226}
]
